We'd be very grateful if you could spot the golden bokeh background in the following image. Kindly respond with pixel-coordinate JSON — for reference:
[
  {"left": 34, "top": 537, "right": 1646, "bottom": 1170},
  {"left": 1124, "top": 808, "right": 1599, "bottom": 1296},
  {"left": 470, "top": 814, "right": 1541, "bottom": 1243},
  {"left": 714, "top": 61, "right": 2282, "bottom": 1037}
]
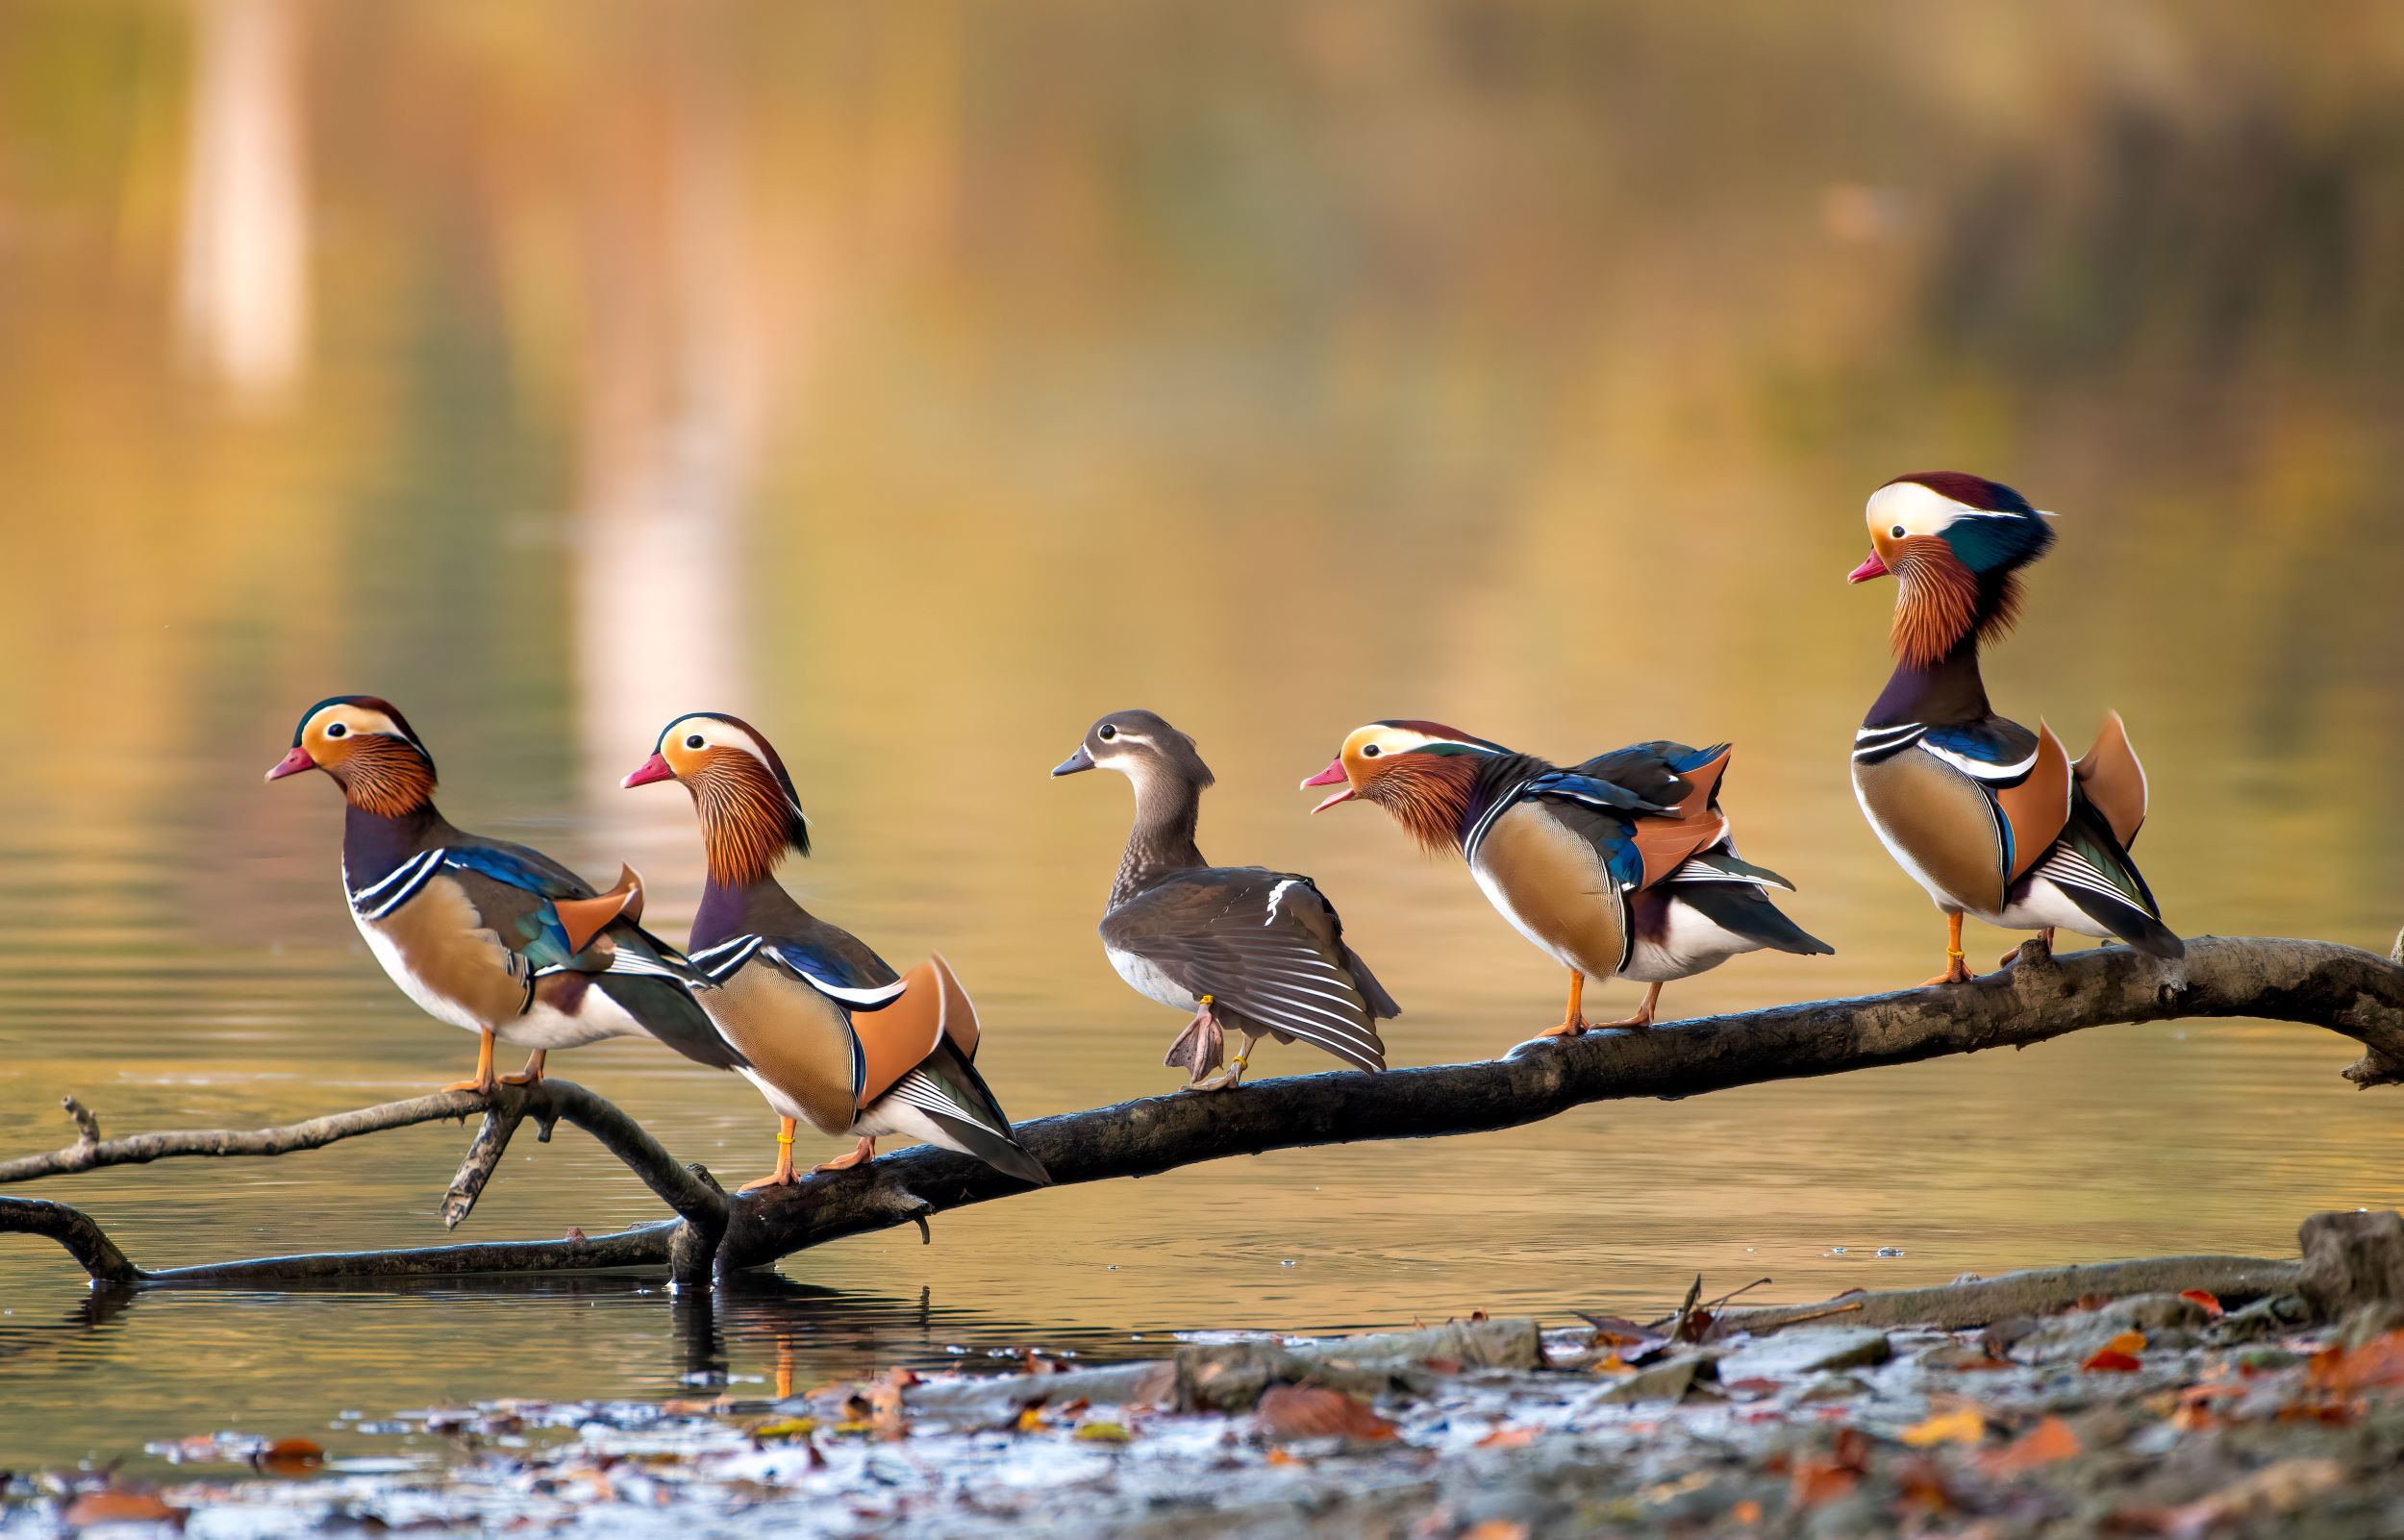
[{"left": 3, "top": 0, "right": 2401, "bottom": 1464}]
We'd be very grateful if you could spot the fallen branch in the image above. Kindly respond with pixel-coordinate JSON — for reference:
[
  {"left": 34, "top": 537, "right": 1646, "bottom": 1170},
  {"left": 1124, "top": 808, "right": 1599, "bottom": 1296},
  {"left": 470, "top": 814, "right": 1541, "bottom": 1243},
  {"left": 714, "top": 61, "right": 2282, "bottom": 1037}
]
[
  {"left": 716, "top": 935, "right": 2404, "bottom": 1268},
  {"left": 1, "top": 935, "right": 2397, "bottom": 1283}
]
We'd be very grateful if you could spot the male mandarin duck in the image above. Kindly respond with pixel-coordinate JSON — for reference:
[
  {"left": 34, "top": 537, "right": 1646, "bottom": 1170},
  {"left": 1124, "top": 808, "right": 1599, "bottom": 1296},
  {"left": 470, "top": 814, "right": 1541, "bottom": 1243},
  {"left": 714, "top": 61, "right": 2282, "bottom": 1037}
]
[
  {"left": 265, "top": 696, "right": 740, "bottom": 1092},
  {"left": 1846, "top": 471, "right": 2183, "bottom": 981},
  {"left": 1304, "top": 724, "right": 1830, "bottom": 1035},
  {"left": 625, "top": 712, "right": 1048, "bottom": 1191},
  {"left": 1052, "top": 710, "right": 1395, "bottom": 1091}
]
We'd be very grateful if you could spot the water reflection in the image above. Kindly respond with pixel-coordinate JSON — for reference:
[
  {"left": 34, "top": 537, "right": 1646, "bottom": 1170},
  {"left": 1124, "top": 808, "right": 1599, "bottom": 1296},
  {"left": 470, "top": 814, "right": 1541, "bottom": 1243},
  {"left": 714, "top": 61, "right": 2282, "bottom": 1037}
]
[{"left": 2, "top": 0, "right": 2402, "bottom": 1473}]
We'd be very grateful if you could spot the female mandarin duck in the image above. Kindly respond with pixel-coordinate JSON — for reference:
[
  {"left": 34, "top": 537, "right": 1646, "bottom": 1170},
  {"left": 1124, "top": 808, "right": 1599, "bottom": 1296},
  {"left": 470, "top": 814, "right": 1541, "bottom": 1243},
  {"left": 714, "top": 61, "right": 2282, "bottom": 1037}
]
[
  {"left": 1304, "top": 724, "right": 1830, "bottom": 1035},
  {"left": 1052, "top": 710, "right": 1395, "bottom": 1091},
  {"left": 1847, "top": 472, "right": 2182, "bottom": 981},
  {"left": 625, "top": 712, "right": 1048, "bottom": 1191},
  {"left": 264, "top": 696, "right": 739, "bottom": 1092}
]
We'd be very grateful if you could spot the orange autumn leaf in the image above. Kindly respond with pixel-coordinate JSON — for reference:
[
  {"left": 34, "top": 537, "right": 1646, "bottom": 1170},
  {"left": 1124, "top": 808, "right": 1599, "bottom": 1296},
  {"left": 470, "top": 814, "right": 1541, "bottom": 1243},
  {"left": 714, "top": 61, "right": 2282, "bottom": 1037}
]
[
  {"left": 1900, "top": 1407, "right": 1987, "bottom": 1447},
  {"left": 2179, "top": 1289, "right": 2224, "bottom": 1318},
  {"left": 1265, "top": 1447, "right": 1302, "bottom": 1466},
  {"left": 1790, "top": 1459, "right": 1858, "bottom": 1508},
  {"left": 2308, "top": 1330, "right": 2404, "bottom": 1395},
  {"left": 1462, "top": 1525, "right": 1530, "bottom": 1540},
  {"left": 259, "top": 1436, "right": 326, "bottom": 1473},
  {"left": 1256, "top": 1384, "right": 1398, "bottom": 1443},
  {"left": 63, "top": 1492, "right": 185, "bottom": 1526},
  {"left": 1982, "top": 1416, "right": 2081, "bottom": 1474},
  {"left": 2084, "top": 1334, "right": 2145, "bottom": 1372},
  {"left": 1475, "top": 1426, "right": 1539, "bottom": 1450},
  {"left": 1732, "top": 1498, "right": 1764, "bottom": 1525}
]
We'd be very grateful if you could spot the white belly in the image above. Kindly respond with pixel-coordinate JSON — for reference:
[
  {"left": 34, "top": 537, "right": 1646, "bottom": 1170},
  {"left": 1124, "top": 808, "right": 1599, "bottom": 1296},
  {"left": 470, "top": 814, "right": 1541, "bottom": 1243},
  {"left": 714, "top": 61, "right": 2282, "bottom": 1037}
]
[
  {"left": 1994, "top": 873, "right": 2108, "bottom": 937},
  {"left": 1622, "top": 893, "right": 1755, "bottom": 983},
  {"left": 1107, "top": 944, "right": 1198, "bottom": 1011},
  {"left": 512, "top": 985, "right": 644, "bottom": 1049}
]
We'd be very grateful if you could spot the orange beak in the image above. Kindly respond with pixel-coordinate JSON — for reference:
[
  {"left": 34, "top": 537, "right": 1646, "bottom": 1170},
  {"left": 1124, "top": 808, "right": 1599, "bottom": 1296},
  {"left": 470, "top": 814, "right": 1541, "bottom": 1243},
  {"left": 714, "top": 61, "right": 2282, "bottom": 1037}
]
[
  {"left": 264, "top": 747, "right": 315, "bottom": 782},
  {"left": 621, "top": 752, "right": 675, "bottom": 789},
  {"left": 1301, "top": 758, "right": 1355, "bottom": 812}
]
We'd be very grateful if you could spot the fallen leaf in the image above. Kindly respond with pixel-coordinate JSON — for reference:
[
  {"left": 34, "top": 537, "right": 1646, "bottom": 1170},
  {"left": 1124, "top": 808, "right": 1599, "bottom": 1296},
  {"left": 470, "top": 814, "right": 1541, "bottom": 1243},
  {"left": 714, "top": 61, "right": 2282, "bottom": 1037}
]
[
  {"left": 257, "top": 1436, "right": 325, "bottom": 1473},
  {"left": 1256, "top": 1384, "right": 1398, "bottom": 1443},
  {"left": 1981, "top": 1415, "right": 2080, "bottom": 1474},
  {"left": 1731, "top": 1498, "right": 1763, "bottom": 1525},
  {"left": 2084, "top": 1349, "right": 2142, "bottom": 1374},
  {"left": 748, "top": 1417, "right": 816, "bottom": 1442},
  {"left": 1900, "top": 1407, "right": 1987, "bottom": 1447},
  {"left": 1014, "top": 1406, "right": 1049, "bottom": 1433},
  {"left": 1265, "top": 1447, "right": 1302, "bottom": 1466},
  {"left": 1475, "top": 1426, "right": 1538, "bottom": 1449},
  {"left": 62, "top": 1491, "right": 185, "bottom": 1526},
  {"left": 2178, "top": 1289, "right": 2224, "bottom": 1318},
  {"left": 1721, "top": 1377, "right": 1783, "bottom": 1399},
  {"left": 1789, "top": 1459, "right": 1857, "bottom": 1508},
  {"left": 1074, "top": 1422, "right": 1131, "bottom": 1443},
  {"left": 2308, "top": 1329, "right": 2404, "bottom": 1395},
  {"left": 2105, "top": 1330, "right": 2147, "bottom": 1354},
  {"left": 1461, "top": 1524, "right": 1528, "bottom": 1540}
]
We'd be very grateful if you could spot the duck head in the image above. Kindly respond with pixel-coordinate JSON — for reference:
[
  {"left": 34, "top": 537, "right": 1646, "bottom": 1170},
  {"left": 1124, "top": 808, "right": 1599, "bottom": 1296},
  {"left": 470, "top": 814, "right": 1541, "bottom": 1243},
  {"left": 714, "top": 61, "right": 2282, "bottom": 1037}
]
[
  {"left": 1848, "top": 471, "right": 2057, "bottom": 666},
  {"left": 1050, "top": 709, "right": 1215, "bottom": 793},
  {"left": 1302, "top": 720, "right": 1503, "bottom": 854},
  {"left": 265, "top": 696, "right": 438, "bottom": 817},
  {"left": 624, "top": 712, "right": 810, "bottom": 885}
]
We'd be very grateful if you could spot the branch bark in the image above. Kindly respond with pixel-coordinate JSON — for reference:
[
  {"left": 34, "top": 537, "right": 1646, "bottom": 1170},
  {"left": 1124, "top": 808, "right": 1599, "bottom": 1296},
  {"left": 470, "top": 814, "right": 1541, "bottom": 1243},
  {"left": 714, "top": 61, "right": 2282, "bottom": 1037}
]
[
  {"left": 3, "top": 935, "right": 2398, "bottom": 1285},
  {"left": 715, "top": 935, "right": 2404, "bottom": 1268}
]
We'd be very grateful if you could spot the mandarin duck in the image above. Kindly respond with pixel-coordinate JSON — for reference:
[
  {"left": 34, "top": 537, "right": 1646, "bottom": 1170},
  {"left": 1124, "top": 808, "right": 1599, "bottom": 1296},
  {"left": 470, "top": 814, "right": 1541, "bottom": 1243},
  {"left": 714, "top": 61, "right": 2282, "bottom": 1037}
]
[
  {"left": 1052, "top": 710, "right": 1395, "bottom": 1091},
  {"left": 1846, "top": 472, "right": 2182, "bottom": 981},
  {"left": 624, "top": 713, "right": 1048, "bottom": 1191},
  {"left": 1304, "top": 723, "right": 1830, "bottom": 1035},
  {"left": 265, "top": 696, "right": 740, "bottom": 1092}
]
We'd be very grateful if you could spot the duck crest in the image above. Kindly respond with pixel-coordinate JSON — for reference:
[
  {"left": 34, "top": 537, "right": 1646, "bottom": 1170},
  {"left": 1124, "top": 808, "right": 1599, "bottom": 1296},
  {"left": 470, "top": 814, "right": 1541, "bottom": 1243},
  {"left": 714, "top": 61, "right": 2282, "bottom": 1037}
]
[{"left": 691, "top": 751, "right": 810, "bottom": 889}]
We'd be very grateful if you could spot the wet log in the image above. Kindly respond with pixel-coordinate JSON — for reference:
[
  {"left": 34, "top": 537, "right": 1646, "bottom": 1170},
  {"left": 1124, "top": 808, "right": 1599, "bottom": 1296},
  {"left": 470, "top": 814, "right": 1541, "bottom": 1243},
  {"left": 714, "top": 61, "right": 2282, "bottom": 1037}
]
[
  {"left": 1, "top": 935, "right": 2398, "bottom": 1284},
  {"left": 718, "top": 935, "right": 2404, "bottom": 1270}
]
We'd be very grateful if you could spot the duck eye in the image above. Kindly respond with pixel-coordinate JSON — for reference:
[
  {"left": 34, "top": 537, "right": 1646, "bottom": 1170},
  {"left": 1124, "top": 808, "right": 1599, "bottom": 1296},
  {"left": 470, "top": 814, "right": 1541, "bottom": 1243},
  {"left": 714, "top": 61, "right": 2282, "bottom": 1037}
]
[
  {"left": 685, "top": 734, "right": 705, "bottom": 750},
  {"left": 1363, "top": 744, "right": 1381, "bottom": 758},
  {"left": 1097, "top": 724, "right": 1116, "bottom": 741},
  {"left": 1891, "top": 524, "right": 1906, "bottom": 538},
  {"left": 325, "top": 723, "right": 347, "bottom": 738}
]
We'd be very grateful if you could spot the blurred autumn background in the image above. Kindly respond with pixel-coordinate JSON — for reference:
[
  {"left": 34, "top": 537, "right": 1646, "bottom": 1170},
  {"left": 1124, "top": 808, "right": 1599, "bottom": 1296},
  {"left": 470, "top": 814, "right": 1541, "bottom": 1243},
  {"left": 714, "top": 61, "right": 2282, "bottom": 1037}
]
[{"left": 3, "top": 0, "right": 2402, "bottom": 1465}]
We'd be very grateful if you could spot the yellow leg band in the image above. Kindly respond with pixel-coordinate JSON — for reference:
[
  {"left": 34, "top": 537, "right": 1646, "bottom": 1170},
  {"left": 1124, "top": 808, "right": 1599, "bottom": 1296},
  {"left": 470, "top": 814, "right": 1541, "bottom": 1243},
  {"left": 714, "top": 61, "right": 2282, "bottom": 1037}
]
[
  {"left": 1229, "top": 1054, "right": 1247, "bottom": 1069},
  {"left": 776, "top": 1132, "right": 793, "bottom": 1146},
  {"left": 1946, "top": 948, "right": 1966, "bottom": 962},
  {"left": 1198, "top": 994, "right": 1215, "bottom": 1007}
]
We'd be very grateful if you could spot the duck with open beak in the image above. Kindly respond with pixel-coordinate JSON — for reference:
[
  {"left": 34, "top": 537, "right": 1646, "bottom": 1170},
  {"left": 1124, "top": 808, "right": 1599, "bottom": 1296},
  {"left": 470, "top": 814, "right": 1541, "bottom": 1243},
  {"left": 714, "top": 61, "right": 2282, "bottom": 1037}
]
[{"left": 1304, "top": 721, "right": 1828, "bottom": 1038}]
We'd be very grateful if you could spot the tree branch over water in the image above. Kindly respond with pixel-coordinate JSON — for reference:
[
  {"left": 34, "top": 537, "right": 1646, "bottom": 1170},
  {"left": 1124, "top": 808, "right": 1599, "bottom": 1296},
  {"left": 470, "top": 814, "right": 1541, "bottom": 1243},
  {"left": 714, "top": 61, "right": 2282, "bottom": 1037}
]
[{"left": 3, "top": 936, "right": 2399, "bottom": 1286}]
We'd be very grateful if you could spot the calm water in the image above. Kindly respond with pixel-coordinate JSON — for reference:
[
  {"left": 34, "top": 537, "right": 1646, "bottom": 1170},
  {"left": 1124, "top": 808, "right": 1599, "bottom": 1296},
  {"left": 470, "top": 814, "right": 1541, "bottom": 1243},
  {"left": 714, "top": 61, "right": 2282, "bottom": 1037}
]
[{"left": 4, "top": 1, "right": 2404, "bottom": 1470}]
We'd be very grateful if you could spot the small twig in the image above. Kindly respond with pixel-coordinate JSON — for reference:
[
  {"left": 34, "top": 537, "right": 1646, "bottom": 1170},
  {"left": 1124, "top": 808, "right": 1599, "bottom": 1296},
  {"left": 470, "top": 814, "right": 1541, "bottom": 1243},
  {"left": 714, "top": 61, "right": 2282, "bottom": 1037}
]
[
  {"left": 60, "top": 1097, "right": 101, "bottom": 1147},
  {"left": 442, "top": 1103, "right": 529, "bottom": 1230},
  {"left": 1751, "top": 1299, "right": 1866, "bottom": 1329}
]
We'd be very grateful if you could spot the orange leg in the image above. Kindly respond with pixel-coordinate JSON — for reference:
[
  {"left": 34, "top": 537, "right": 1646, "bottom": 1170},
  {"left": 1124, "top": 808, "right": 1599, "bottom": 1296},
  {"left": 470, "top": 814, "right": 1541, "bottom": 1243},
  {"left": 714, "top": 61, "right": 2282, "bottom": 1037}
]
[
  {"left": 500, "top": 1049, "right": 547, "bottom": 1086},
  {"left": 441, "top": 1031, "right": 499, "bottom": 1094},
  {"left": 1999, "top": 927, "right": 2056, "bottom": 971},
  {"left": 812, "top": 1135, "right": 876, "bottom": 1174},
  {"left": 1921, "top": 912, "right": 1974, "bottom": 986},
  {"left": 1592, "top": 981, "right": 1663, "bottom": 1031},
  {"left": 738, "top": 1118, "right": 800, "bottom": 1193},
  {"left": 1537, "top": 971, "right": 1591, "bottom": 1038}
]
